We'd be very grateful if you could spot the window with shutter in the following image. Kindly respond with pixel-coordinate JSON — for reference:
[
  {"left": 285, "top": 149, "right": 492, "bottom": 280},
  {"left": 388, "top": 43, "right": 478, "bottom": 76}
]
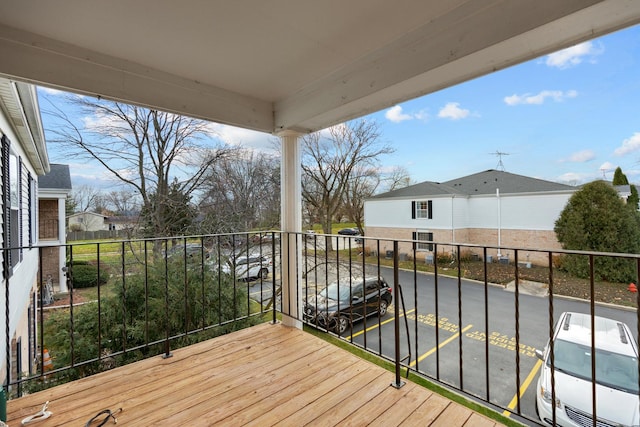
[
  {"left": 416, "top": 231, "right": 434, "bottom": 251},
  {"left": 413, "top": 200, "right": 432, "bottom": 219}
]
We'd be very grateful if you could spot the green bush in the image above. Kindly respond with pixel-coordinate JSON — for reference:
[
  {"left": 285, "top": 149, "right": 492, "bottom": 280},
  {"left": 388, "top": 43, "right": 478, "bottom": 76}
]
[
  {"left": 555, "top": 180, "right": 640, "bottom": 283},
  {"left": 69, "top": 263, "right": 109, "bottom": 288}
]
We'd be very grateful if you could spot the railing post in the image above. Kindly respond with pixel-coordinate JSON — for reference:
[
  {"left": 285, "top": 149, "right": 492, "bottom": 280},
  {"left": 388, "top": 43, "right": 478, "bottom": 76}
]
[
  {"left": 271, "top": 234, "right": 277, "bottom": 324},
  {"left": 162, "top": 240, "right": 172, "bottom": 359},
  {"left": 391, "top": 240, "right": 405, "bottom": 389}
]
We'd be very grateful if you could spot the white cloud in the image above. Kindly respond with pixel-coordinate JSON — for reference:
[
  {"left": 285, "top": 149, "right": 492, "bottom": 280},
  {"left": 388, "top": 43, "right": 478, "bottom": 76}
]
[
  {"left": 205, "top": 123, "right": 277, "bottom": 152},
  {"left": 545, "top": 41, "right": 604, "bottom": 69},
  {"left": 557, "top": 172, "right": 591, "bottom": 184},
  {"left": 38, "top": 87, "right": 66, "bottom": 96},
  {"left": 613, "top": 132, "right": 640, "bottom": 156},
  {"left": 565, "top": 149, "right": 595, "bottom": 163},
  {"left": 385, "top": 105, "right": 413, "bottom": 123},
  {"left": 437, "top": 102, "right": 470, "bottom": 120},
  {"left": 599, "top": 161, "right": 617, "bottom": 173},
  {"left": 504, "top": 90, "right": 577, "bottom": 106},
  {"left": 384, "top": 105, "right": 429, "bottom": 123},
  {"left": 414, "top": 110, "right": 429, "bottom": 121}
]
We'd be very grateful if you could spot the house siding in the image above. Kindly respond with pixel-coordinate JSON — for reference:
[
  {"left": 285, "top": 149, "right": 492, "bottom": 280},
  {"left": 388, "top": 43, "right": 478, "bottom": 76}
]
[
  {"left": 364, "top": 171, "right": 574, "bottom": 267},
  {"left": 0, "top": 81, "right": 48, "bottom": 386}
]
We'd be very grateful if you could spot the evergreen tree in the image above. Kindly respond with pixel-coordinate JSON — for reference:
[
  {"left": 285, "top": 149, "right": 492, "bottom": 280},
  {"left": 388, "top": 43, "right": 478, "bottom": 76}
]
[
  {"left": 612, "top": 166, "right": 629, "bottom": 185},
  {"left": 555, "top": 180, "right": 640, "bottom": 282},
  {"left": 612, "top": 166, "right": 639, "bottom": 210}
]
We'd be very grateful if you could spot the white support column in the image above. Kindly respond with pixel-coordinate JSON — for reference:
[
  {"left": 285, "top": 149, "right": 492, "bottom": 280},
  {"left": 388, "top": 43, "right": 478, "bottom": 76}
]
[
  {"left": 57, "top": 197, "right": 68, "bottom": 293},
  {"left": 278, "top": 130, "right": 303, "bottom": 329}
]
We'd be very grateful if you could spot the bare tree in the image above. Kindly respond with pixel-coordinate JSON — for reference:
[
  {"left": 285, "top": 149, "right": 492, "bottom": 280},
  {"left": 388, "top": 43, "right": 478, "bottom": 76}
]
[
  {"left": 341, "top": 166, "right": 413, "bottom": 232},
  {"left": 198, "top": 149, "right": 280, "bottom": 233},
  {"left": 44, "top": 95, "right": 231, "bottom": 242},
  {"left": 104, "top": 190, "right": 141, "bottom": 216},
  {"left": 342, "top": 166, "right": 380, "bottom": 233},
  {"left": 382, "top": 166, "right": 414, "bottom": 193},
  {"left": 69, "top": 184, "right": 102, "bottom": 213},
  {"left": 302, "top": 119, "right": 393, "bottom": 251}
]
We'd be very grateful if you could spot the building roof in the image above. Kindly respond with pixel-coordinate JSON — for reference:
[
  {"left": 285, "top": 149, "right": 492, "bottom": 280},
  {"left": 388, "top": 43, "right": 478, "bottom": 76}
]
[
  {"left": 38, "top": 164, "right": 71, "bottom": 191},
  {"left": 371, "top": 169, "right": 575, "bottom": 199},
  {"left": 443, "top": 170, "right": 575, "bottom": 195},
  {"left": 68, "top": 211, "right": 106, "bottom": 220}
]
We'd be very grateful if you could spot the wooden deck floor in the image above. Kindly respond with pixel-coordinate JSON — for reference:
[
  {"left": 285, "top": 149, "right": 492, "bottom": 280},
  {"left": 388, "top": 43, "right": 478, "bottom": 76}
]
[{"left": 7, "top": 323, "right": 504, "bottom": 426}]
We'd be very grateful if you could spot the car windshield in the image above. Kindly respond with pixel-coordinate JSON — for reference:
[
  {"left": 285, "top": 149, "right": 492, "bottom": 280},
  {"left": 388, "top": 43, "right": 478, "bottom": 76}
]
[
  {"left": 550, "top": 339, "right": 639, "bottom": 393},
  {"left": 319, "top": 282, "right": 359, "bottom": 301}
]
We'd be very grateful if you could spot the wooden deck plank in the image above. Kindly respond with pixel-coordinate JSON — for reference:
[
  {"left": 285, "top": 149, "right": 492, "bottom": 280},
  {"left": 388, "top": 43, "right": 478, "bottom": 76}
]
[
  {"left": 367, "top": 385, "right": 435, "bottom": 427},
  {"left": 244, "top": 360, "right": 384, "bottom": 427},
  {"left": 399, "top": 393, "right": 451, "bottom": 427},
  {"left": 465, "top": 413, "right": 499, "bottom": 427},
  {"left": 154, "top": 342, "right": 344, "bottom": 426},
  {"left": 271, "top": 365, "right": 387, "bottom": 426},
  {"left": 305, "top": 372, "right": 394, "bottom": 426},
  {"left": 6, "top": 323, "right": 505, "bottom": 427},
  {"left": 336, "top": 381, "right": 420, "bottom": 426},
  {"left": 13, "top": 323, "right": 306, "bottom": 426},
  {"left": 208, "top": 351, "right": 362, "bottom": 426},
  {"left": 430, "top": 400, "right": 474, "bottom": 427}
]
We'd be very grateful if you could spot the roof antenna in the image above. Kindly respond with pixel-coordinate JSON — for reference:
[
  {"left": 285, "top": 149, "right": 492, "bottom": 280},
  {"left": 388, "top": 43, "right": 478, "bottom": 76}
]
[{"left": 491, "top": 151, "right": 510, "bottom": 171}]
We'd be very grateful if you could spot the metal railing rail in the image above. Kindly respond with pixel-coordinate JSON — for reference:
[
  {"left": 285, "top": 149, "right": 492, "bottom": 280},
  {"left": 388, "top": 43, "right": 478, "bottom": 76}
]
[{"left": 0, "top": 230, "right": 638, "bottom": 427}]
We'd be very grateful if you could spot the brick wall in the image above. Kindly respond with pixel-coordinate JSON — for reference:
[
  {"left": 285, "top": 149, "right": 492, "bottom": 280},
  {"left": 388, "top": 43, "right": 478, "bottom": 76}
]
[
  {"left": 364, "top": 226, "right": 561, "bottom": 265},
  {"left": 38, "top": 199, "right": 59, "bottom": 240},
  {"left": 40, "top": 246, "right": 60, "bottom": 285}
]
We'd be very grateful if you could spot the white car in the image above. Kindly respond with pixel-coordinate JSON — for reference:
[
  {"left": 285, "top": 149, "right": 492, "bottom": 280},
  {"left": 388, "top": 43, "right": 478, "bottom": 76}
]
[
  {"left": 222, "top": 255, "right": 271, "bottom": 281},
  {"left": 535, "top": 311, "right": 639, "bottom": 427}
]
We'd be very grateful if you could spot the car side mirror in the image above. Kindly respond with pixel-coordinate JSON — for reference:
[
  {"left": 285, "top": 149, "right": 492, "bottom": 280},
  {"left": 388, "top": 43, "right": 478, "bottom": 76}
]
[{"left": 535, "top": 349, "right": 544, "bottom": 361}]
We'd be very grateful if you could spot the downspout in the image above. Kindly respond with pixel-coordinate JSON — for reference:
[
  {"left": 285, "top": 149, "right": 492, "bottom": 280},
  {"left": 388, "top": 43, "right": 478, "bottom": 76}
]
[
  {"left": 451, "top": 195, "right": 455, "bottom": 243},
  {"left": 497, "top": 188, "right": 501, "bottom": 257}
]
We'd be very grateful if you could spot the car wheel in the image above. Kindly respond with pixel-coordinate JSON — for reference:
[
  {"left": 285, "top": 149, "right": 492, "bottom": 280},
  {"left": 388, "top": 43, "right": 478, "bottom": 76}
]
[
  {"left": 334, "top": 316, "right": 350, "bottom": 335},
  {"left": 258, "top": 268, "right": 268, "bottom": 279},
  {"left": 378, "top": 300, "right": 388, "bottom": 316}
]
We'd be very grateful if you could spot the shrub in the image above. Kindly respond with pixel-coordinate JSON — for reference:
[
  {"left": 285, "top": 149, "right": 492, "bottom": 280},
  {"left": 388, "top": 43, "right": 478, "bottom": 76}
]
[{"left": 69, "top": 263, "right": 109, "bottom": 288}]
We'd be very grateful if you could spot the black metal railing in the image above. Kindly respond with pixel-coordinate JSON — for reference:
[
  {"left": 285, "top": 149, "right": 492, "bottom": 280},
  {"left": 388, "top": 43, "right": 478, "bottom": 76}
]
[
  {"left": 2, "top": 231, "right": 639, "bottom": 426},
  {"left": 297, "top": 233, "right": 640, "bottom": 427},
  {"left": 3, "top": 231, "right": 281, "bottom": 396}
]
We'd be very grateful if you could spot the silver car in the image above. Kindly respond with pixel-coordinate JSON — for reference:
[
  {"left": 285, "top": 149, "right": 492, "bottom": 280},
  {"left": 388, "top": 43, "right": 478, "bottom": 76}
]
[{"left": 222, "top": 254, "right": 271, "bottom": 281}]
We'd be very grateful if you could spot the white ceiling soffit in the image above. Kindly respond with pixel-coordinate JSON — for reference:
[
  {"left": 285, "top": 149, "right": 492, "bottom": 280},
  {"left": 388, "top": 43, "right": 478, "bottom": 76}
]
[
  {"left": 0, "top": 0, "right": 638, "bottom": 135},
  {"left": 0, "top": 79, "right": 48, "bottom": 174}
]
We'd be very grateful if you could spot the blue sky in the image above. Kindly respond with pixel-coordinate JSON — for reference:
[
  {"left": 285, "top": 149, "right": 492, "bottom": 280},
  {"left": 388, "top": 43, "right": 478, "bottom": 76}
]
[{"left": 41, "top": 23, "right": 640, "bottom": 189}]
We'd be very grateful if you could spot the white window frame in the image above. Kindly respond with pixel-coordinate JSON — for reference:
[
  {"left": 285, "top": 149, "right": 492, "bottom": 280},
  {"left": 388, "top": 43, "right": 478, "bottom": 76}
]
[
  {"left": 415, "top": 201, "right": 429, "bottom": 219},
  {"left": 415, "top": 230, "right": 433, "bottom": 251}
]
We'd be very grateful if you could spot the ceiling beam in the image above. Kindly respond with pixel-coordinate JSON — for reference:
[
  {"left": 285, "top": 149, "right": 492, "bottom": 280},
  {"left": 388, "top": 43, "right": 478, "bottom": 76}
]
[
  {"left": 275, "top": 0, "right": 640, "bottom": 133},
  {"left": 0, "top": 24, "right": 275, "bottom": 133}
]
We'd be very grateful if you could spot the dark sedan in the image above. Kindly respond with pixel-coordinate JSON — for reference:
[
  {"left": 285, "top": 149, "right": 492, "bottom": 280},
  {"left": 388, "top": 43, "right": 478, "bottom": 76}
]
[
  {"left": 303, "top": 276, "right": 392, "bottom": 334},
  {"left": 337, "top": 227, "right": 361, "bottom": 236}
]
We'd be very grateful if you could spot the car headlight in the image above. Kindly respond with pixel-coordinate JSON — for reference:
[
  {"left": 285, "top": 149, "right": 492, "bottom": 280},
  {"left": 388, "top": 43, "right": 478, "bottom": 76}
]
[{"left": 539, "top": 385, "right": 561, "bottom": 408}]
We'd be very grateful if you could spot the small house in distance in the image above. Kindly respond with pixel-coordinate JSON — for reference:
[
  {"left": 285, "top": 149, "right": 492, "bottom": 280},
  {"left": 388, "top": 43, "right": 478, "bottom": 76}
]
[{"left": 364, "top": 169, "right": 576, "bottom": 264}]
